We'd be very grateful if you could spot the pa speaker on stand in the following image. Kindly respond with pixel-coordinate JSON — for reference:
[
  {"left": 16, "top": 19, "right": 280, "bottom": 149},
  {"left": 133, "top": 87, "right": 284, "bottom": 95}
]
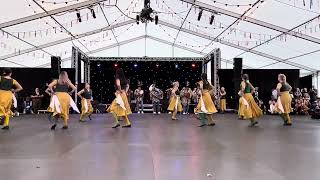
[
  {"left": 233, "top": 58, "right": 243, "bottom": 110},
  {"left": 51, "top": 56, "right": 61, "bottom": 79}
]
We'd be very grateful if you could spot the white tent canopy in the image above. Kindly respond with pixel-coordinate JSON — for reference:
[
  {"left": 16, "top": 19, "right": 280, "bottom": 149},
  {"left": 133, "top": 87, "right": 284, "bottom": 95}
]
[{"left": 0, "top": 0, "right": 320, "bottom": 79}]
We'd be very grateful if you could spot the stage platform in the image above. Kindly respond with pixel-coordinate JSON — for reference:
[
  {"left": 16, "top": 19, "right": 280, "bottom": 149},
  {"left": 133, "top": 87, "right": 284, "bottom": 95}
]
[{"left": 0, "top": 113, "right": 320, "bottom": 180}]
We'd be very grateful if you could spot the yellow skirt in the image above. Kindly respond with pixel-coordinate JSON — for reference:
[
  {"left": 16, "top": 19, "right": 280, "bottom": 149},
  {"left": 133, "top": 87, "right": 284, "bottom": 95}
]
[
  {"left": 239, "top": 93, "right": 263, "bottom": 119},
  {"left": 167, "top": 95, "right": 183, "bottom": 112},
  {"left": 195, "top": 91, "right": 218, "bottom": 114},
  {"left": 52, "top": 92, "right": 71, "bottom": 121},
  {"left": 47, "top": 96, "right": 54, "bottom": 113},
  {"left": 80, "top": 98, "right": 93, "bottom": 119},
  {"left": 0, "top": 90, "right": 13, "bottom": 117},
  {"left": 220, "top": 99, "right": 226, "bottom": 111},
  {"left": 276, "top": 91, "right": 292, "bottom": 114},
  {"left": 107, "top": 92, "right": 132, "bottom": 117}
]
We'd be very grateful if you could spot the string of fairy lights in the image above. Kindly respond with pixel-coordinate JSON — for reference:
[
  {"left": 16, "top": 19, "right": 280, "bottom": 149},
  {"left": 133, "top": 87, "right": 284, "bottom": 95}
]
[{"left": 0, "top": 0, "right": 140, "bottom": 58}]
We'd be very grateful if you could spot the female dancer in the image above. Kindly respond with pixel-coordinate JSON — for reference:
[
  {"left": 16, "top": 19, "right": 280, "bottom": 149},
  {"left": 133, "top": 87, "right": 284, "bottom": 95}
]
[
  {"left": 107, "top": 68, "right": 132, "bottom": 128},
  {"left": 238, "top": 74, "right": 263, "bottom": 127},
  {"left": 0, "top": 68, "right": 23, "bottom": 130},
  {"left": 167, "top": 81, "right": 183, "bottom": 120},
  {"left": 220, "top": 87, "right": 227, "bottom": 113},
  {"left": 194, "top": 73, "right": 218, "bottom": 127},
  {"left": 275, "top": 74, "right": 293, "bottom": 126},
  {"left": 47, "top": 71, "right": 78, "bottom": 130},
  {"left": 77, "top": 83, "right": 93, "bottom": 122}
]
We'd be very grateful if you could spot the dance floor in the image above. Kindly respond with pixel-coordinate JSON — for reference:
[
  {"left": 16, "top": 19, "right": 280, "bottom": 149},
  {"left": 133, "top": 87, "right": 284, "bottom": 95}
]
[{"left": 1, "top": 113, "right": 320, "bottom": 180}]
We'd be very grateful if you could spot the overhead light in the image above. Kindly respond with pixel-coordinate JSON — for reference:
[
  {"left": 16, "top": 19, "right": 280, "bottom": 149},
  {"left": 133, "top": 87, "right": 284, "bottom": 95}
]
[
  {"left": 90, "top": 8, "right": 96, "bottom": 19},
  {"left": 76, "top": 10, "right": 82, "bottom": 22},
  {"left": 209, "top": 14, "right": 215, "bottom": 25},
  {"left": 197, "top": 9, "right": 203, "bottom": 21},
  {"left": 155, "top": 15, "right": 158, "bottom": 25}
]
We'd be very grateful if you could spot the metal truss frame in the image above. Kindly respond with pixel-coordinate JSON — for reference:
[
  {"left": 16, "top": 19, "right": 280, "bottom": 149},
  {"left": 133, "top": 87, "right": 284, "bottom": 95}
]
[
  {"left": 180, "top": 0, "right": 320, "bottom": 45},
  {"left": 158, "top": 20, "right": 317, "bottom": 72},
  {"left": 0, "top": 20, "right": 135, "bottom": 60},
  {"left": 0, "top": 0, "right": 114, "bottom": 29}
]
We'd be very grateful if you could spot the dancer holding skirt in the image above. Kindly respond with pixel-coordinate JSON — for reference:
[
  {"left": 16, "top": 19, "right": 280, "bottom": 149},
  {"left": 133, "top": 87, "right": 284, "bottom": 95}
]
[
  {"left": 0, "top": 68, "right": 23, "bottom": 130},
  {"left": 275, "top": 74, "right": 293, "bottom": 126},
  {"left": 167, "top": 81, "right": 183, "bottom": 120},
  {"left": 194, "top": 73, "right": 218, "bottom": 127},
  {"left": 238, "top": 74, "right": 263, "bottom": 127},
  {"left": 78, "top": 83, "right": 93, "bottom": 122},
  {"left": 107, "top": 68, "right": 132, "bottom": 128}
]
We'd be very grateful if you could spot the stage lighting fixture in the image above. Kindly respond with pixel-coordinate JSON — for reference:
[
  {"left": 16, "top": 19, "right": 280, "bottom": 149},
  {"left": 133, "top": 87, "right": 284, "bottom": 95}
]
[
  {"left": 197, "top": 9, "right": 203, "bottom": 21},
  {"left": 209, "top": 15, "right": 215, "bottom": 25},
  {"left": 175, "top": 64, "right": 179, "bottom": 69},
  {"left": 134, "top": 63, "right": 138, "bottom": 67},
  {"left": 136, "top": 15, "right": 140, "bottom": 24},
  {"left": 156, "top": 63, "right": 159, "bottom": 67},
  {"left": 114, "top": 63, "right": 118, "bottom": 67},
  {"left": 76, "top": 11, "right": 82, "bottom": 22},
  {"left": 90, "top": 8, "right": 96, "bottom": 19},
  {"left": 192, "top": 63, "right": 196, "bottom": 68},
  {"left": 97, "top": 63, "right": 101, "bottom": 67},
  {"left": 155, "top": 15, "right": 158, "bottom": 25}
]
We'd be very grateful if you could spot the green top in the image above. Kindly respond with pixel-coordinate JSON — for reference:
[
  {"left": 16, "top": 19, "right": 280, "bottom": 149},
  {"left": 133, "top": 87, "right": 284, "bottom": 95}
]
[
  {"left": 0, "top": 76, "right": 14, "bottom": 91},
  {"left": 82, "top": 89, "right": 92, "bottom": 99},
  {"left": 279, "top": 82, "right": 291, "bottom": 92}
]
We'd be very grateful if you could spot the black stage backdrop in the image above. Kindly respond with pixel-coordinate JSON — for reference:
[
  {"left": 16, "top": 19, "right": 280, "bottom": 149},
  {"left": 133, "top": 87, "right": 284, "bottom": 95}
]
[
  {"left": 90, "top": 61, "right": 203, "bottom": 104},
  {"left": 218, "top": 69, "right": 300, "bottom": 109},
  {"left": 2, "top": 68, "right": 75, "bottom": 111},
  {"left": 299, "top": 74, "right": 313, "bottom": 89}
]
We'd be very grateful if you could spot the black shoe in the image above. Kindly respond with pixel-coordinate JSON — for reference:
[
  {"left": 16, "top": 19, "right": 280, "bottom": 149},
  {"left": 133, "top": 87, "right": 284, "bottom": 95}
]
[
  {"left": 248, "top": 121, "right": 258, "bottom": 127},
  {"left": 122, "top": 124, "right": 132, "bottom": 128},
  {"left": 198, "top": 124, "right": 206, "bottom": 127},
  {"left": 112, "top": 123, "right": 120, "bottom": 128},
  {"left": 207, "top": 123, "right": 216, "bottom": 127},
  {"left": 62, "top": 126, "right": 68, "bottom": 130},
  {"left": 50, "top": 124, "right": 57, "bottom": 130},
  {"left": 79, "top": 120, "right": 86, "bottom": 123},
  {"left": 1, "top": 126, "right": 9, "bottom": 130},
  {"left": 283, "top": 123, "right": 292, "bottom": 126},
  {"left": 88, "top": 115, "right": 92, "bottom": 120}
]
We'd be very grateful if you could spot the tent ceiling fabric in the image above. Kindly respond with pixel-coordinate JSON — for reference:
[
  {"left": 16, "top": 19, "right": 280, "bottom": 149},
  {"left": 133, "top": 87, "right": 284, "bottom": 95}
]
[{"left": 0, "top": 0, "right": 319, "bottom": 74}]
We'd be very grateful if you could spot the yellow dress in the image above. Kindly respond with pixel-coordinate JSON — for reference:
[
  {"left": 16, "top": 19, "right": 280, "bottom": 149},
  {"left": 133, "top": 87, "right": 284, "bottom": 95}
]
[
  {"left": 195, "top": 90, "right": 218, "bottom": 114},
  {"left": 220, "top": 95, "right": 226, "bottom": 112},
  {"left": 275, "top": 83, "right": 292, "bottom": 114},
  {"left": 52, "top": 92, "right": 71, "bottom": 121},
  {"left": 167, "top": 95, "right": 183, "bottom": 112},
  {"left": 80, "top": 98, "right": 93, "bottom": 119},
  {"left": 0, "top": 79, "right": 18, "bottom": 118},
  {"left": 238, "top": 82, "right": 263, "bottom": 119},
  {"left": 107, "top": 91, "right": 132, "bottom": 117}
]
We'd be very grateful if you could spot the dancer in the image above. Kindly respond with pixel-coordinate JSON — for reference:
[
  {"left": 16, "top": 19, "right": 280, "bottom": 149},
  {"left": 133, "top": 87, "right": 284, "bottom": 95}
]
[
  {"left": 0, "top": 68, "right": 23, "bottom": 130},
  {"left": 220, "top": 87, "right": 227, "bottom": 113},
  {"left": 107, "top": 68, "right": 132, "bottom": 128},
  {"left": 194, "top": 73, "right": 218, "bottom": 127},
  {"left": 275, "top": 74, "right": 293, "bottom": 126},
  {"left": 180, "top": 81, "right": 192, "bottom": 115},
  {"left": 47, "top": 71, "right": 78, "bottom": 130},
  {"left": 167, "top": 81, "right": 182, "bottom": 120},
  {"left": 150, "top": 83, "right": 163, "bottom": 114},
  {"left": 238, "top": 74, "right": 263, "bottom": 127},
  {"left": 77, "top": 83, "right": 93, "bottom": 122},
  {"left": 134, "top": 82, "right": 144, "bottom": 114}
]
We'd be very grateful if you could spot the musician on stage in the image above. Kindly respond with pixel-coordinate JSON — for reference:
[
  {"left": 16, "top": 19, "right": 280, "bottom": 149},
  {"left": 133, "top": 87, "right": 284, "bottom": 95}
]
[
  {"left": 149, "top": 83, "right": 163, "bottom": 114},
  {"left": 180, "top": 81, "right": 193, "bottom": 115},
  {"left": 134, "top": 81, "right": 144, "bottom": 114}
]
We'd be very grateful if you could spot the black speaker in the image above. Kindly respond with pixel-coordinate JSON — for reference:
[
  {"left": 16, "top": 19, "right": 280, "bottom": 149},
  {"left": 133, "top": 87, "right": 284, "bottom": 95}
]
[
  {"left": 233, "top": 58, "right": 243, "bottom": 109},
  {"left": 51, "top": 56, "right": 61, "bottom": 79}
]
